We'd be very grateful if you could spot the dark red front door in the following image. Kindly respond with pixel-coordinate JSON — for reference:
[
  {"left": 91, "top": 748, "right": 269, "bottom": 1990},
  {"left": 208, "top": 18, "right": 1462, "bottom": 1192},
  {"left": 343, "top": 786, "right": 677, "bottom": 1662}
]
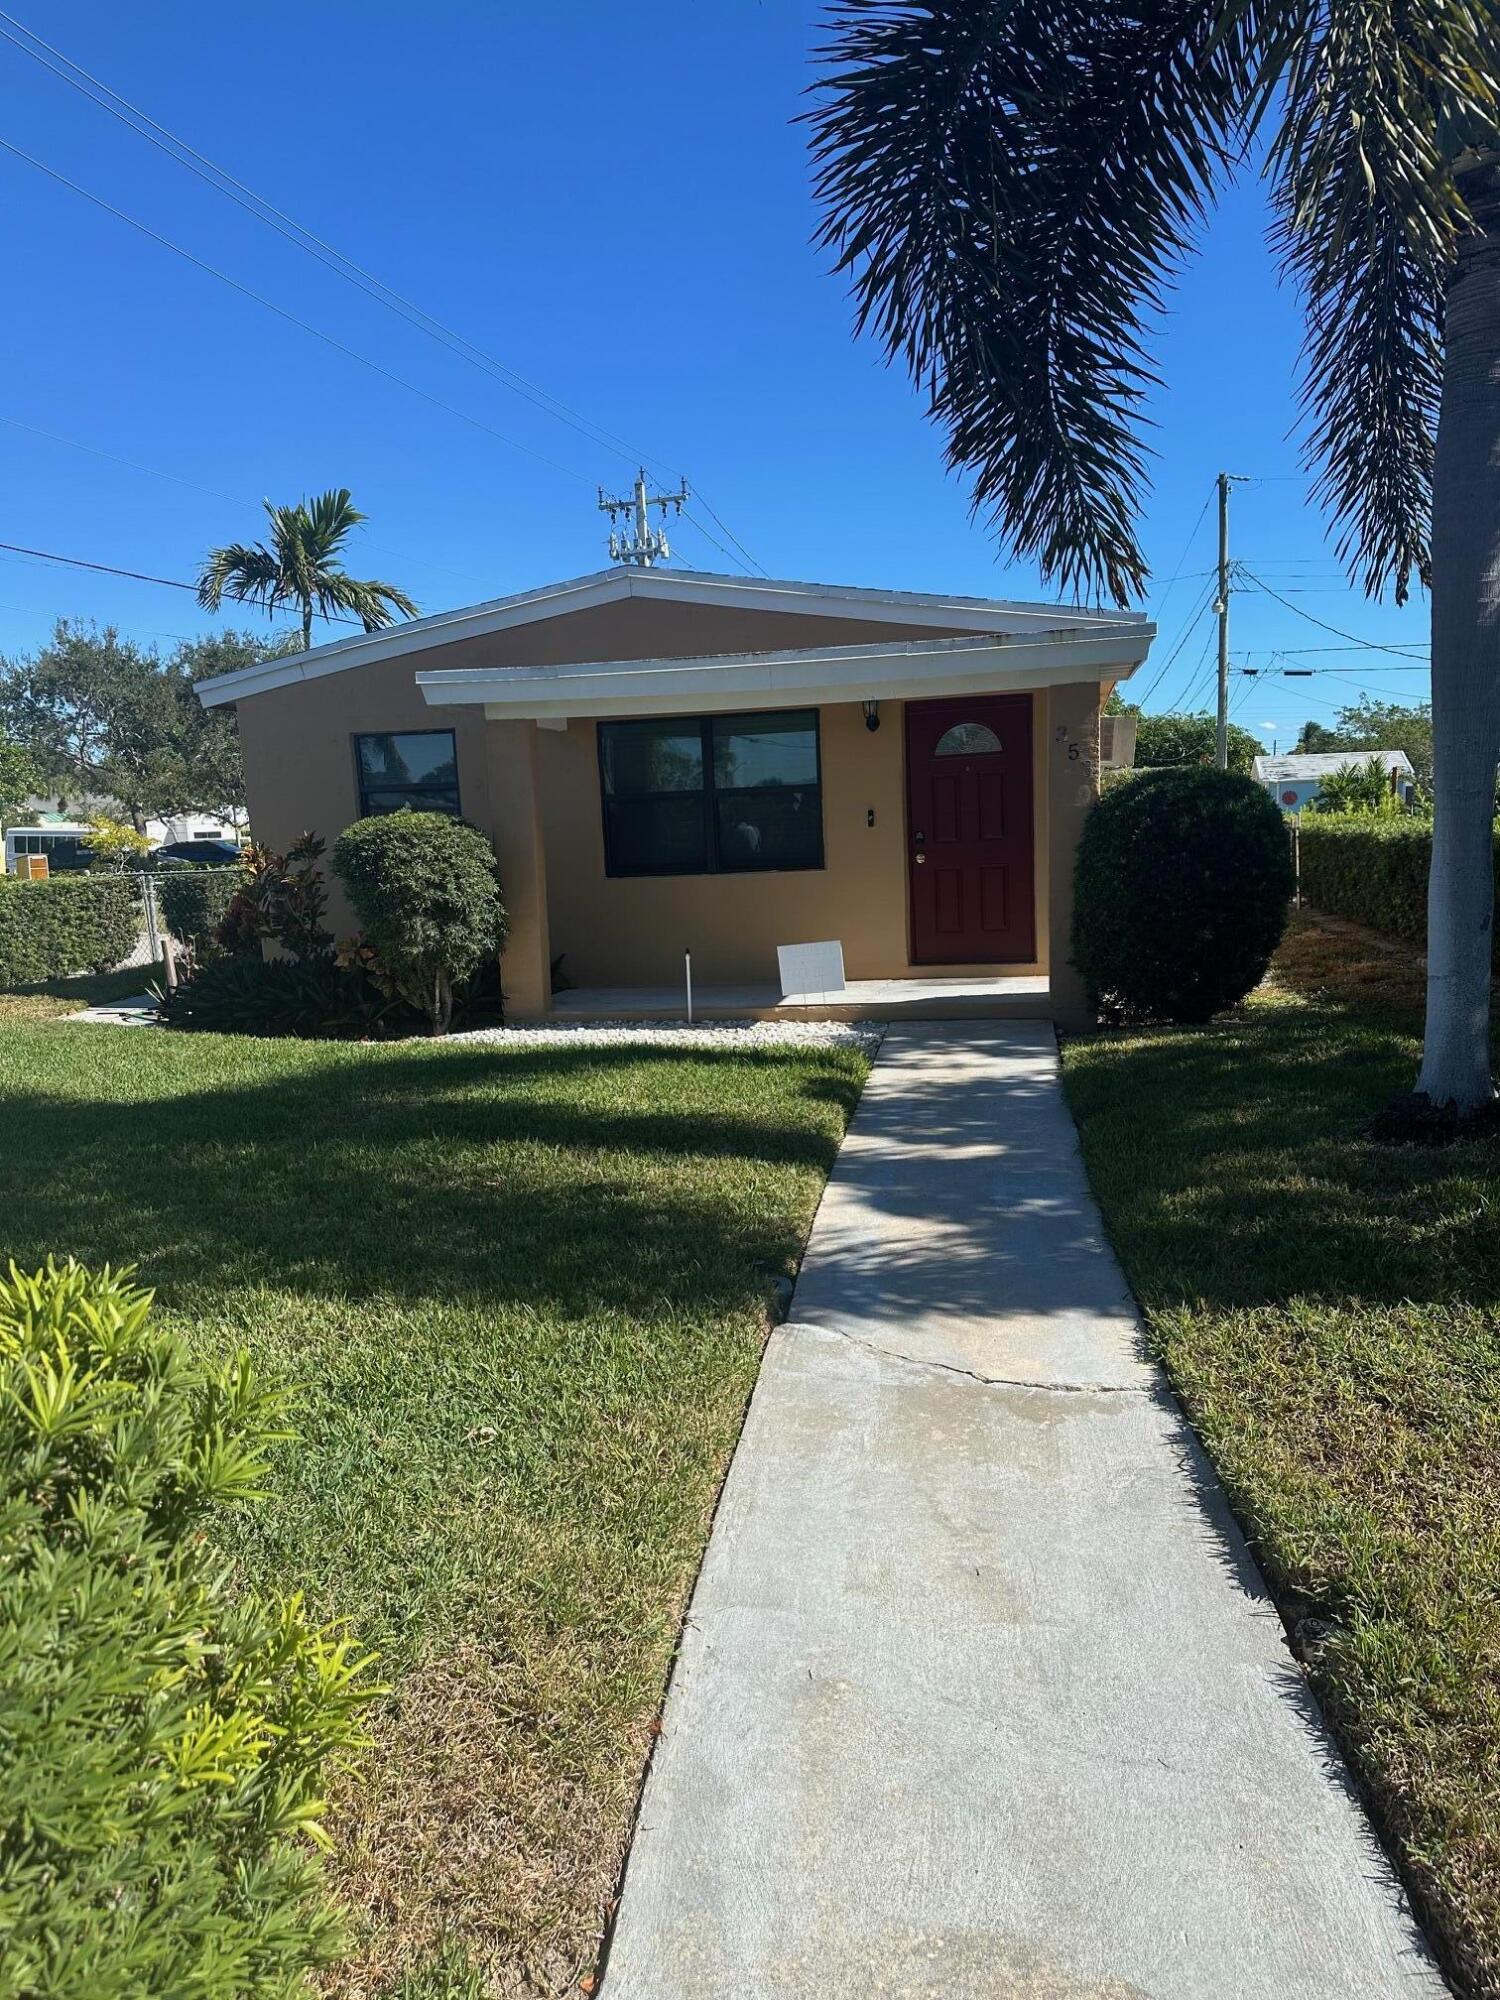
[{"left": 905, "top": 694, "right": 1035, "bottom": 965}]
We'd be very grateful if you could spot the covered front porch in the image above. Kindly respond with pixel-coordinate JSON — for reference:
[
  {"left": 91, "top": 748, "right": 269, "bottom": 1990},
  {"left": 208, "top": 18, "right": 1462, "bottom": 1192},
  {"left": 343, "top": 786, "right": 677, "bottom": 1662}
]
[
  {"left": 549, "top": 972, "right": 1052, "bottom": 1023},
  {"left": 414, "top": 611, "right": 1146, "bottom": 1028}
]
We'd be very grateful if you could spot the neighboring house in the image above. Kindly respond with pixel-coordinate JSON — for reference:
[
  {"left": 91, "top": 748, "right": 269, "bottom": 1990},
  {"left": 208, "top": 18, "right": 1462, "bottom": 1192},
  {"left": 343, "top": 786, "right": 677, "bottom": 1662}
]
[
  {"left": 1251, "top": 750, "right": 1416, "bottom": 814},
  {"left": 1256, "top": 752, "right": 1424, "bottom": 812},
  {"left": 196, "top": 565, "right": 1155, "bottom": 1023}
]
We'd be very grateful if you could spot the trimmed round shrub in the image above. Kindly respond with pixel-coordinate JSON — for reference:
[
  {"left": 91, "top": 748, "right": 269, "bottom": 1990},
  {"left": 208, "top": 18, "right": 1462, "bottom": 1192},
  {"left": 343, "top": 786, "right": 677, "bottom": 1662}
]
[
  {"left": 0, "top": 1258, "right": 377, "bottom": 1995},
  {"left": 1071, "top": 767, "right": 1294, "bottom": 1023},
  {"left": 332, "top": 812, "right": 507, "bottom": 1035}
]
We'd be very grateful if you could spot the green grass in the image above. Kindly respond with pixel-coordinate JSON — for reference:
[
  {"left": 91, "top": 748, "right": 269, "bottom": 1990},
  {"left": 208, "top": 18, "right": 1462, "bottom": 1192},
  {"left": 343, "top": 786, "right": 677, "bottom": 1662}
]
[
  {"left": 1061, "top": 915, "right": 1500, "bottom": 1998},
  {"left": 0, "top": 1021, "right": 869, "bottom": 1996}
]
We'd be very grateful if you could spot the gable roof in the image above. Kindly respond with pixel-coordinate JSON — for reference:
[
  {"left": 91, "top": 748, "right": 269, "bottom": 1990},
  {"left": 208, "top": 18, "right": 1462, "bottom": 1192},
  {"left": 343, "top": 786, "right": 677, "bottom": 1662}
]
[
  {"left": 196, "top": 564, "right": 1152, "bottom": 708},
  {"left": 1252, "top": 750, "right": 1414, "bottom": 783}
]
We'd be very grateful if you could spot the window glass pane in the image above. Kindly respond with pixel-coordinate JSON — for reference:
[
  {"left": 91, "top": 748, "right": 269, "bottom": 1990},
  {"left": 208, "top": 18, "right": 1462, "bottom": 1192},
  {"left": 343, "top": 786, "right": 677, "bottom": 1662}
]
[
  {"left": 359, "top": 784, "right": 461, "bottom": 818},
  {"left": 357, "top": 732, "right": 458, "bottom": 787},
  {"left": 715, "top": 788, "right": 822, "bottom": 871},
  {"left": 605, "top": 797, "right": 709, "bottom": 874},
  {"left": 934, "top": 722, "right": 1002, "bottom": 756},
  {"left": 712, "top": 712, "right": 818, "bottom": 790},
  {"left": 355, "top": 731, "right": 460, "bottom": 817},
  {"left": 601, "top": 720, "right": 704, "bottom": 797}
]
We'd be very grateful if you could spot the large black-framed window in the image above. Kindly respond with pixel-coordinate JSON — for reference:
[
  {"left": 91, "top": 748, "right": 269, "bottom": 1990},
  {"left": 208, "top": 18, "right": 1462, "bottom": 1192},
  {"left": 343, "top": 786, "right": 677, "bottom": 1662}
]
[
  {"left": 599, "top": 710, "right": 823, "bottom": 877},
  {"left": 353, "top": 729, "right": 461, "bottom": 818}
]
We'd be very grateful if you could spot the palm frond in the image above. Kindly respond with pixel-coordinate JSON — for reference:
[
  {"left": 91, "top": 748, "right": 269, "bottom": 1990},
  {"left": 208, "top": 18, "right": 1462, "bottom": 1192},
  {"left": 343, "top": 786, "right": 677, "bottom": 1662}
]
[
  {"left": 304, "top": 488, "right": 365, "bottom": 563},
  {"left": 1269, "top": 0, "right": 1493, "bottom": 602},
  {"left": 809, "top": 0, "right": 1262, "bottom": 604},
  {"left": 318, "top": 574, "right": 420, "bottom": 633},
  {"left": 196, "top": 542, "right": 284, "bottom": 616}
]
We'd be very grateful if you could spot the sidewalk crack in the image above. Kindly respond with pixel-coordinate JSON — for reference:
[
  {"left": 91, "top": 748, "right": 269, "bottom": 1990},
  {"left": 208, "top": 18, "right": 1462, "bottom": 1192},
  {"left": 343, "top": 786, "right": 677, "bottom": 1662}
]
[{"left": 798, "top": 1322, "right": 1151, "bottom": 1397}]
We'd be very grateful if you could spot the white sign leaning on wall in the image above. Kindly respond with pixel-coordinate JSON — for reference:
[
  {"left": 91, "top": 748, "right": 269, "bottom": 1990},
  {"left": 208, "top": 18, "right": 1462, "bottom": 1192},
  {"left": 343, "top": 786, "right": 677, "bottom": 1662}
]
[{"left": 777, "top": 939, "right": 847, "bottom": 1001}]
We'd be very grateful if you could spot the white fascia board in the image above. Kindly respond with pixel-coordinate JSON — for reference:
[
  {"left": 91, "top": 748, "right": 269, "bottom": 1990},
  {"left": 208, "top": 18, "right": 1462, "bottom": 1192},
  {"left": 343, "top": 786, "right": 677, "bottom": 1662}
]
[
  {"left": 196, "top": 563, "right": 1153, "bottom": 709},
  {"left": 416, "top": 627, "right": 1154, "bottom": 721}
]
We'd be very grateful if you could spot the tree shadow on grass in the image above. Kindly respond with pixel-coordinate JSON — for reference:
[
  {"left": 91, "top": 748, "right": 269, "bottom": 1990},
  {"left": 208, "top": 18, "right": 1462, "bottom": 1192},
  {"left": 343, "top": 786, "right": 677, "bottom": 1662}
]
[
  {"left": 0, "top": 1042, "right": 866, "bottom": 1319},
  {"left": 1065, "top": 1001, "right": 1500, "bottom": 1314}
]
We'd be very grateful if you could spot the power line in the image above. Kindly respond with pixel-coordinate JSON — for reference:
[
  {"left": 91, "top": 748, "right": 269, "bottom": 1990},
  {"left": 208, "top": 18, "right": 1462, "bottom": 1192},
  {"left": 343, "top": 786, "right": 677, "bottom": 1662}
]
[
  {"left": 0, "top": 8, "right": 766, "bottom": 576},
  {"left": 0, "top": 538, "right": 198, "bottom": 589},
  {"left": 1132, "top": 577, "right": 1216, "bottom": 707},
  {"left": 1148, "top": 492, "right": 1213, "bottom": 629},
  {"left": 1234, "top": 564, "right": 1430, "bottom": 660},
  {"left": 0, "top": 137, "right": 606, "bottom": 491},
  {"left": 0, "top": 413, "right": 492, "bottom": 595}
]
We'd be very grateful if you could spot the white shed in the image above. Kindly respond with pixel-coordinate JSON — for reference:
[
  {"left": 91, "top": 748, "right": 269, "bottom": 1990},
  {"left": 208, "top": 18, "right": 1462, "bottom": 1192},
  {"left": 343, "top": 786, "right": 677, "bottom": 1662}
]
[{"left": 1251, "top": 749, "right": 1415, "bottom": 814}]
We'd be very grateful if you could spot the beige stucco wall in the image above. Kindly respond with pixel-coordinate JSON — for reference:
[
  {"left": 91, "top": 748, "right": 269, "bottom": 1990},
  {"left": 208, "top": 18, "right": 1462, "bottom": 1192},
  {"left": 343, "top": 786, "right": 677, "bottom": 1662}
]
[
  {"left": 228, "top": 593, "right": 1105, "bottom": 1013},
  {"left": 232, "top": 594, "right": 985, "bottom": 932},
  {"left": 537, "top": 698, "right": 1050, "bottom": 989}
]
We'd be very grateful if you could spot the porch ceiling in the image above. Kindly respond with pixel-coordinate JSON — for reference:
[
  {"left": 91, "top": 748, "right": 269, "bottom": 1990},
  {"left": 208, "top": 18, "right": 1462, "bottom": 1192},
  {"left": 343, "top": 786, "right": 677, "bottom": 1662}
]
[{"left": 415, "top": 625, "right": 1153, "bottom": 721}]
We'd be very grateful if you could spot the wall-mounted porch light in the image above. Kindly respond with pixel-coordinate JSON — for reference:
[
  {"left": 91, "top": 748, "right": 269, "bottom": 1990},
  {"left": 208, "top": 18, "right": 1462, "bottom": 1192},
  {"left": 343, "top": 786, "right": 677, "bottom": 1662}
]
[{"left": 862, "top": 699, "right": 881, "bottom": 733}]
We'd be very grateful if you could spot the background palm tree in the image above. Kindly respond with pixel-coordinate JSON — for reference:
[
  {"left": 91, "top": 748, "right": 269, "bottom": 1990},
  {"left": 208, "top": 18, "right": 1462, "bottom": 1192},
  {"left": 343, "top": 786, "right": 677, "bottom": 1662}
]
[
  {"left": 197, "top": 489, "right": 418, "bottom": 652},
  {"left": 809, "top": 0, "right": 1500, "bottom": 1118}
]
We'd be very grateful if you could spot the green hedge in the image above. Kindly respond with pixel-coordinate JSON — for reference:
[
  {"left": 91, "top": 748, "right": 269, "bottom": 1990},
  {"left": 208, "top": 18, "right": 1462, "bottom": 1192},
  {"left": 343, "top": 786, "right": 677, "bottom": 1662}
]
[
  {"left": 156, "top": 866, "right": 245, "bottom": 956},
  {"left": 1298, "top": 817, "right": 1500, "bottom": 963},
  {"left": 0, "top": 874, "right": 140, "bottom": 985}
]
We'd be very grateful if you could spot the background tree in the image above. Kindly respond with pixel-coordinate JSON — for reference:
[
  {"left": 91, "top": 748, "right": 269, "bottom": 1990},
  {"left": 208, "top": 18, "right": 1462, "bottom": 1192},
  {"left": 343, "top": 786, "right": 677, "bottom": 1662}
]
[
  {"left": 0, "top": 725, "right": 41, "bottom": 830},
  {"left": 1126, "top": 709, "right": 1263, "bottom": 776},
  {"left": 0, "top": 622, "right": 279, "bottom": 831},
  {"left": 1308, "top": 757, "right": 1408, "bottom": 815},
  {"left": 198, "top": 490, "right": 418, "bottom": 651},
  {"left": 1296, "top": 697, "right": 1434, "bottom": 790},
  {"left": 810, "top": 2, "right": 1500, "bottom": 1118}
]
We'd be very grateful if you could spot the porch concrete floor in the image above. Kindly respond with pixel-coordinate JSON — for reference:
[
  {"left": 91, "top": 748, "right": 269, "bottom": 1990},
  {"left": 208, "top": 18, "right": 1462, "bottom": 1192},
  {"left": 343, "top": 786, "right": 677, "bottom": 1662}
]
[{"left": 547, "top": 975, "right": 1050, "bottom": 1022}]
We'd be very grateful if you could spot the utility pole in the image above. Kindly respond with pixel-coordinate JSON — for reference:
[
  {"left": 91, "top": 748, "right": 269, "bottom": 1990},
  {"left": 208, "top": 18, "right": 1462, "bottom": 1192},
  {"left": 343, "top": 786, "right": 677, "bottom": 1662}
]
[
  {"left": 598, "top": 468, "right": 690, "bottom": 567},
  {"left": 1214, "top": 470, "right": 1231, "bottom": 769}
]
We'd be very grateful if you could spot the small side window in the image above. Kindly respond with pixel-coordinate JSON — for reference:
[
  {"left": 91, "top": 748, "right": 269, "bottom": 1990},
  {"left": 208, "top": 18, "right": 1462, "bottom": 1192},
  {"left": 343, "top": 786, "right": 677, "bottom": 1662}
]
[{"left": 354, "top": 730, "right": 461, "bottom": 818}]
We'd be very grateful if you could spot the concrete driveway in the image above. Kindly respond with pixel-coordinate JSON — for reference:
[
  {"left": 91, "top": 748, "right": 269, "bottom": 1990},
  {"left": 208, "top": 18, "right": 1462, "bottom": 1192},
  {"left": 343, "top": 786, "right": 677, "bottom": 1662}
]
[{"left": 602, "top": 1024, "right": 1445, "bottom": 2000}]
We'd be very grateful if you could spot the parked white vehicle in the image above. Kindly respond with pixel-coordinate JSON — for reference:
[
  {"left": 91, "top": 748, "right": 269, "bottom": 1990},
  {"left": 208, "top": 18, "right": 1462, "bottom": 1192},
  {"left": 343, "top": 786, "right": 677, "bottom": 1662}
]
[{"left": 5, "top": 823, "right": 95, "bottom": 874}]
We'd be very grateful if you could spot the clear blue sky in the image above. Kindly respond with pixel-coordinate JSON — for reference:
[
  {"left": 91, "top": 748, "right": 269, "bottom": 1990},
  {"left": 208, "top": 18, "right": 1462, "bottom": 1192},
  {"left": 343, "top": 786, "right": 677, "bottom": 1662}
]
[{"left": 0, "top": 0, "right": 1430, "bottom": 752}]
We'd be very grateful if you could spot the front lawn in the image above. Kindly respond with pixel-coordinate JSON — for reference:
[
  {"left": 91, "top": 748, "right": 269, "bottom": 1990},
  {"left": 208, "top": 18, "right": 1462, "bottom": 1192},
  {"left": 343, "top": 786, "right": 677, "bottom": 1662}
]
[
  {"left": 0, "top": 1022, "right": 869, "bottom": 1996},
  {"left": 1062, "top": 913, "right": 1500, "bottom": 1998}
]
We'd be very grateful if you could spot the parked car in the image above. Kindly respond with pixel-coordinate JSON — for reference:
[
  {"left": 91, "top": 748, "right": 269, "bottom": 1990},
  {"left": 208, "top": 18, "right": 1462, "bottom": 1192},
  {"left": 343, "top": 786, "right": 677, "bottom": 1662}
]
[{"left": 153, "top": 839, "right": 245, "bottom": 867}]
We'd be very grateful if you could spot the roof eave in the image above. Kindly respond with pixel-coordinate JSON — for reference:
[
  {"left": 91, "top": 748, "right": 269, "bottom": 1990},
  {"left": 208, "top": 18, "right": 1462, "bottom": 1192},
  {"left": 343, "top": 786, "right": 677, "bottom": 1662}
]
[
  {"left": 195, "top": 564, "right": 1156, "bottom": 710},
  {"left": 416, "top": 627, "right": 1154, "bottom": 721}
]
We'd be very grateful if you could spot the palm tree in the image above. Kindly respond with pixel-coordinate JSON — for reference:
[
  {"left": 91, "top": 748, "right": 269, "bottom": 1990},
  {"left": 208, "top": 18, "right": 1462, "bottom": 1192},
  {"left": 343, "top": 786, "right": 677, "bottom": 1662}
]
[
  {"left": 809, "top": 2, "right": 1500, "bottom": 1120},
  {"left": 197, "top": 489, "right": 418, "bottom": 653}
]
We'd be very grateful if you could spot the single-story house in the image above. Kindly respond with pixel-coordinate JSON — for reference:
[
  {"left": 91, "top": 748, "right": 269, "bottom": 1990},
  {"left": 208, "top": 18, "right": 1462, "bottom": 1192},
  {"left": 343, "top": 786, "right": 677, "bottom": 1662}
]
[
  {"left": 1251, "top": 750, "right": 1416, "bottom": 814},
  {"left": 196, "top": 566, "right": 1155, "bottom": 1024}
]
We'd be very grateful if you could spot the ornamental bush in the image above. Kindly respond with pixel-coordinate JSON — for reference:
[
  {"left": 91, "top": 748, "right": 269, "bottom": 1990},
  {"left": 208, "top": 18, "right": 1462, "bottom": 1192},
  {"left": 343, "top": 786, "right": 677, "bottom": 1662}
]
[
  {"left": 158, "top": 952, "right": 418, "bottom": 1039},
  {"left": 215, "top": 835, "right": 334, "bottom": 963},
  {"left": 0, "top": 873, "right": 140, "bottom": 985},
  {"left": 1072, "top": 766, "right": 1295, "bottom": 1023},
  {"left": 157, "top": 864, "right": 248, "bottom": 958},
  {"left": 0, "top": 1259, "right": 378, "bottom": 1997},
  {"left": 332, "top": 812, "right": 507, "bottom": 1035}
]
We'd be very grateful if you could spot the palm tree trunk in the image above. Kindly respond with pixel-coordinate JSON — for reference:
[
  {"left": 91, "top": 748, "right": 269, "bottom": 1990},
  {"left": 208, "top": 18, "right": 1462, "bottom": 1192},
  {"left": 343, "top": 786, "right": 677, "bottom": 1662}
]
[
  {"left": 301, "top": 603, "right": 313, "bottom": 652},
  {"left": 1414, "top": 167, "right": 1500, "bottom": 1115}
]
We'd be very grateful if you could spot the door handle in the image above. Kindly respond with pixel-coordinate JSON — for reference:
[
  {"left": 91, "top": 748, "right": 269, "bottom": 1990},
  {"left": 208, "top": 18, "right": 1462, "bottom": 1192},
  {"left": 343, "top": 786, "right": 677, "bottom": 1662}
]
[{"left": 913, "top": 828, "right": 926, "bottom": 865}]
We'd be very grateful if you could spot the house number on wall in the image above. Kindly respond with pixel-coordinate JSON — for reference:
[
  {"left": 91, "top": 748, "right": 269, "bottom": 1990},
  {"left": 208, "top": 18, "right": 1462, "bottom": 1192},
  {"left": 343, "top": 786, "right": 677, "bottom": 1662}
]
[{"left": 1055, "top": 724, "right": 1082, "bottom": 762}]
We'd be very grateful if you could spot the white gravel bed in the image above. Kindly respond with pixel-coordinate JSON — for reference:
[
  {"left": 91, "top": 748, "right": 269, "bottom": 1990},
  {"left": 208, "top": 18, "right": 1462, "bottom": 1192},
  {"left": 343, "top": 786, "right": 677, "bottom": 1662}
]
[{"left": 456, "top": 1018, "right": 883, "bottom": 1053}]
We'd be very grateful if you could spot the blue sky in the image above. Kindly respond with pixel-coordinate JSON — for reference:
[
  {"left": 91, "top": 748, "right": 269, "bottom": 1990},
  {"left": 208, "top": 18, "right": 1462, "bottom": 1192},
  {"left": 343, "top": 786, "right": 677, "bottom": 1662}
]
[{"left": 0, "top": 0, "right": 1430, "bottom": 751}]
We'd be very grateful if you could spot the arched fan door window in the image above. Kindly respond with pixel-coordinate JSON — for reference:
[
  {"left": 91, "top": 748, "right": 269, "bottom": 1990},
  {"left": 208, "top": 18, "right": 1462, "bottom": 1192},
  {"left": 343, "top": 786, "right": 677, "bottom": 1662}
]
[{"left": 933, "top": 721, "right": 1002, "bottom": 756}]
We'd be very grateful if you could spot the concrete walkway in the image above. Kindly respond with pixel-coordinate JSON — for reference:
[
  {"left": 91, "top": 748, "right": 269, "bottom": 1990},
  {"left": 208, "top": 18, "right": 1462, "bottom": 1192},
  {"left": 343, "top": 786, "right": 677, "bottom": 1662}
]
[{"left": 603, "top": 1024, "right": 1445, "bottom": 2000}]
